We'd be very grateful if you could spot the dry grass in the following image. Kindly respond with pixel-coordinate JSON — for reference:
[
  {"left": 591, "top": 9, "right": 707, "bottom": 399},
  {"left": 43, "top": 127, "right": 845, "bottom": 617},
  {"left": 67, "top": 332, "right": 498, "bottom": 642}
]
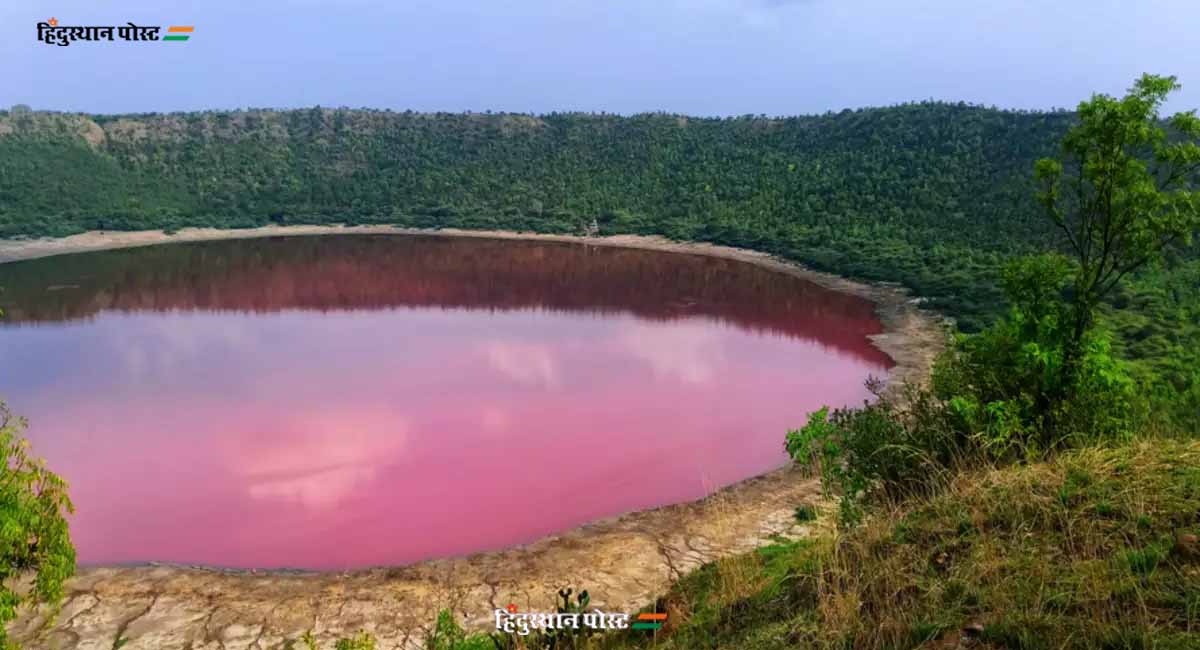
[{"left": 599, "top": 439, "right": 1200, "bottom": 650}]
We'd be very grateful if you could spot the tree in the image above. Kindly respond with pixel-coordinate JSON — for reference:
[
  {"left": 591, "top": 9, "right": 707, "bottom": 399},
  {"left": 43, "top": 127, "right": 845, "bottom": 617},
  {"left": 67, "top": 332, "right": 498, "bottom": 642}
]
[
  {"left": 0, "top": 402, "right": 75, "bottom": 650},
  {"left": 1035, "top": 74, "right": 1200, "bottom": 382}
]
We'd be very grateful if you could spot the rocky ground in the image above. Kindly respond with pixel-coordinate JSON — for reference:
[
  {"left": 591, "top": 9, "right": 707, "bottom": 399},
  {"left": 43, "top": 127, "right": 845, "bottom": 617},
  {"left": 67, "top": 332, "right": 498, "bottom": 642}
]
[{"left": 11, "top": 467, "right": 827, "bottom": 650}]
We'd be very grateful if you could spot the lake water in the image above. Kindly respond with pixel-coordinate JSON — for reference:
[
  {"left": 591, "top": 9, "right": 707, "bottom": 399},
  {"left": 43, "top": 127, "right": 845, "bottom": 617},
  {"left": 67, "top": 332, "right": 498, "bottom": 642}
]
[{"left": 0, "top": 235, "right": 891, "bottom": 570}]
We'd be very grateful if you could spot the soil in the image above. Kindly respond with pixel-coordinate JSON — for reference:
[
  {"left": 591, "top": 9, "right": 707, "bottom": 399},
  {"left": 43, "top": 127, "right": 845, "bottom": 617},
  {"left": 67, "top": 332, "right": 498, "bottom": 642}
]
[{"left": 1, "top": 226, "right": 946, "bottom": 650}]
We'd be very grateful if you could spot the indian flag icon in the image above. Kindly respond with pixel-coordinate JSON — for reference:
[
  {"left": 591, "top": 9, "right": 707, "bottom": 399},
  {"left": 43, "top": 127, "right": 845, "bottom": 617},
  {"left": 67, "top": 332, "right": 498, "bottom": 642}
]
[
  {"left": 164, "top": 25, "right": 193, "bottom": 41},
  {"left": 632, "top": 613, "right": 667, "bottom": 631}
]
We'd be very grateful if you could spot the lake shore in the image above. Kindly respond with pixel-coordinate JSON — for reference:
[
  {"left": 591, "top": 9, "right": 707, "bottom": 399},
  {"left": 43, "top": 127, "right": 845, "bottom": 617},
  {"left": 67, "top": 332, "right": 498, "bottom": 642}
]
[{"left": 3, "top": 225, "right": 945, "bottom": 649}]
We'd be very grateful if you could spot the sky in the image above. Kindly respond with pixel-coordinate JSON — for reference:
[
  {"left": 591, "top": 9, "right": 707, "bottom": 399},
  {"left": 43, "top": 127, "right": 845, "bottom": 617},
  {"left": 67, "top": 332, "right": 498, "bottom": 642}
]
[{"left": 4, "top": 0, "right": 1200, "bottom": 116}]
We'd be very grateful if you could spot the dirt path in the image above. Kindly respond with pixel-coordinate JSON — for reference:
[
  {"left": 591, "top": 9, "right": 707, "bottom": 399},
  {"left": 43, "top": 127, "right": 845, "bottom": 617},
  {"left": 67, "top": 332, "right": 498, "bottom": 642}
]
[{"left": 2, "top": 226, "right": 945, "bottom": 650}]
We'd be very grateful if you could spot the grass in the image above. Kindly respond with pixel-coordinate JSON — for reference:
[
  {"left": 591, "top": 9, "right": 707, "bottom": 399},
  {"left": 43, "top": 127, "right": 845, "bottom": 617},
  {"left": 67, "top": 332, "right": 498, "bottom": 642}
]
[{"left": 596, "top": 439, "right": 1200, "bottom": 650}]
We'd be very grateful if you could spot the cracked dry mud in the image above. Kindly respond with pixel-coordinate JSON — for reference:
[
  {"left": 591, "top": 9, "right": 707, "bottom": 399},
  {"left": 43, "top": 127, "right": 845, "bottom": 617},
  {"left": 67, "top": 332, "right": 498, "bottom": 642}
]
[
  {"left": 11, "top": 469, "right": 826, "bottom": 650},
  {"left": 2, "top": 229, "right": 944, "bottom": 650}
]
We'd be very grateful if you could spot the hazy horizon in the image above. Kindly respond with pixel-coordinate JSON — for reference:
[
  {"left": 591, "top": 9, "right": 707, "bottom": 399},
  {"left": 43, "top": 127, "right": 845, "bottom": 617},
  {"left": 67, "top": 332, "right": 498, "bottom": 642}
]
[
  {"left": 2, "top": 101, "right": 1080, "bottom": 119},
  {"left": 5, "top": 0, "right": 1200, "bottom": 116}
]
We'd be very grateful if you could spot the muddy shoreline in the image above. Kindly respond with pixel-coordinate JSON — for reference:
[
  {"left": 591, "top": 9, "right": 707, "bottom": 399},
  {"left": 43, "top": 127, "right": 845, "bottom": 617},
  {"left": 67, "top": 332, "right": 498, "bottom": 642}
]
[{"left": 2, "top": 226, "right": 945, "bottom": 650}]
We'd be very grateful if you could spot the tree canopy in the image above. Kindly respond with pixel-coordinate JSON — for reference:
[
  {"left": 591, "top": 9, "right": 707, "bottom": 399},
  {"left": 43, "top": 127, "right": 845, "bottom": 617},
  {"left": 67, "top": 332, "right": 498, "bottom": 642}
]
[{"left": 1036, "top": 73, "right": 1200, "bottom": 344}]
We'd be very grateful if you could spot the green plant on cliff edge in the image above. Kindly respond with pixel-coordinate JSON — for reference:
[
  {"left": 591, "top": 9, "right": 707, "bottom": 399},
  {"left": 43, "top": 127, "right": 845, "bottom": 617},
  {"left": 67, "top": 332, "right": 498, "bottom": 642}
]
[
  {"left": 287, "top": 630, "right": 379, "bottom": 650},
  {"left": 333, "top": 632, "right": 376, "bottom": 650},
  {"left": 0, "top": 401, "right": 76, "bottom": 650},
  {"left": 424, "top": 610, "right": 492, "bottom": 650}
]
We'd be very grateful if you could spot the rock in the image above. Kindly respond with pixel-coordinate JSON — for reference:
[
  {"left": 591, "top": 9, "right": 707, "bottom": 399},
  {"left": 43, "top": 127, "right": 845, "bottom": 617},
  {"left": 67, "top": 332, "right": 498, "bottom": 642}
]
[{"left": 1174, "top": 531, "right": 1199, "bottom": 560}]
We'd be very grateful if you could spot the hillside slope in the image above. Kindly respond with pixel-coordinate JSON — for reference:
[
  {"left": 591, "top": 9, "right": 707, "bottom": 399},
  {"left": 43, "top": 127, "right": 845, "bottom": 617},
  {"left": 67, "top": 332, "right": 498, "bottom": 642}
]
[
  {"left": 599, "top": 439, "right": 1200, "bottom": 650},
  {"left": 0, "top": 104, "right": 1072, "bottom": 329}
]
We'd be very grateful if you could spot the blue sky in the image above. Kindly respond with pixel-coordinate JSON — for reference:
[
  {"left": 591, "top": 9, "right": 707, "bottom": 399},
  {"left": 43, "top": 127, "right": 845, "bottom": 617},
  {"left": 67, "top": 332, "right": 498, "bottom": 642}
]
[{"left": 4, "top": 0, "right": 1200, "bottom": 116}]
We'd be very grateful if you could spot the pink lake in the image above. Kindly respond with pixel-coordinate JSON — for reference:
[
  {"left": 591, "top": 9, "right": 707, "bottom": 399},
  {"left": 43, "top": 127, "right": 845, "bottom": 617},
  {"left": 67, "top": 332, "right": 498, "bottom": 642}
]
[{"left": 0, "top": 235, "right": 891, "bottom": 570}]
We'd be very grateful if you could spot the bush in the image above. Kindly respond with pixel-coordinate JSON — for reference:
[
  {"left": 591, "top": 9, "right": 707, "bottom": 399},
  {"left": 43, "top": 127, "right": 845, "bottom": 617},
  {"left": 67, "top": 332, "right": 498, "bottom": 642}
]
[
  {"left": 792, "top": 505, "right": 817, "bottom": 523},
  {"left": 0, "top": 402, "right": 76, "bottom": 650},
  {"left": 934, "top": 255, "right": 1143, "bottom": 455},
  {"left": 334, "top": 632, "right": 376, "bottom": 650},
  {"left": 425, "top": 611, "right": 492, "bottom": 650},
  {"left": 786, "top": 381, "right": 965, "bottom": 526},
  {"left": 788, "top": 257, "right": 1146, "bottom": 526}
]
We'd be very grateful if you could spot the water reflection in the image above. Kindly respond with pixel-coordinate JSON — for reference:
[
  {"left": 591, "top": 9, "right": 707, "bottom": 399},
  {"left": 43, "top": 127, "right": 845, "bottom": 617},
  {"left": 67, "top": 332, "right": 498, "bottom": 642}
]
[
  {"left": 0, "top": 235, "right": 891, "bottom": 365},
  {"left": 482, "top": 341, "right": 561, "bottom": 388},
  {"left": 0, "top": 236, "right": 892, "bottom": 569}
]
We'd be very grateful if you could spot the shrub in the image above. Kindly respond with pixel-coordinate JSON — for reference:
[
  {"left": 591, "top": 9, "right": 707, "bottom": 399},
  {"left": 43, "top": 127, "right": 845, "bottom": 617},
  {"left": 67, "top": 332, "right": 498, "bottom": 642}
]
[
  {"left": 792, "top": 505, "right": 817, "bottom": 523},
  {"left": 789, "top": 254, "right": 1148, "bottom": 527},
  {"left": 933, "top": 254, "right": 1142, "bottom": 454},
  {"left": 334, "top": 632, "right": 376, "bottom": 650},
  {"left": 0, "top": 402, "right": 76, "bottom": 650},
  {"left": 786, "top": 380, "right": 965, "bottom": 526},
  {"left": 424, "top": 611, "right": 492, "bottom": 650}
]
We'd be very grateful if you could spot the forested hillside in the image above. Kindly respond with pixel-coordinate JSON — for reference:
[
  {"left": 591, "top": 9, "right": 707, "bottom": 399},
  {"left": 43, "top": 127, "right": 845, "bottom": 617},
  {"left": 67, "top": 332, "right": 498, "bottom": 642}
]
[
  {"left": 0, "top": 105, "right": 1073, "bottom": 326},
  {"left": 0, "top": 104, "right": 1196, "bottom": 417}
]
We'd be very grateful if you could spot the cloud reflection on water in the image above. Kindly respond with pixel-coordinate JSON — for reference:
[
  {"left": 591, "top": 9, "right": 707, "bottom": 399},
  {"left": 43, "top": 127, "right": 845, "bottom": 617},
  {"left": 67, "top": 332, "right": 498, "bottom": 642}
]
[
  {"left": 617, "top": 320, "right": 725, "bottom": 385},
  {"left": 236, "top": 409, "right": 409, "bottom": 510},
  {"left": 482, "top": 341, "right": 561, "bottom": 388}
]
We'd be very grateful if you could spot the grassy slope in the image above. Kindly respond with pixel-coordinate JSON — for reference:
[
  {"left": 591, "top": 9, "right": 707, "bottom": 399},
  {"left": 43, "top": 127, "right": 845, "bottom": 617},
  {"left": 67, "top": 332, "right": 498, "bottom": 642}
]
[{"left": 598, "top": 440, "right": 1200, "bottom": 650}]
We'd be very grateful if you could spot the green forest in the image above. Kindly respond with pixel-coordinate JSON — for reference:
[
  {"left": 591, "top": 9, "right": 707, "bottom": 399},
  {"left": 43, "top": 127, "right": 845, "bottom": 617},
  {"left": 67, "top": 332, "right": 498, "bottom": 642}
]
[
  {"left": 0, "top": 101, "right": 1072, "bottom": 328},
  {"left": 1, "top": 99, "right": 1196, "bottom": 422}
]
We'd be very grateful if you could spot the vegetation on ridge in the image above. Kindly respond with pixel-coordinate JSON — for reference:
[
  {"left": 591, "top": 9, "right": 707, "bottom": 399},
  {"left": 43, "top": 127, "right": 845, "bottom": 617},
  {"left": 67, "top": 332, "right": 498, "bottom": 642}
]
[
  {"left": 0, "top": 99, "right": 1075, "bottom": 331},
  {"left": 3, "top": 87, "right": 1199, "bottom": 421}
]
